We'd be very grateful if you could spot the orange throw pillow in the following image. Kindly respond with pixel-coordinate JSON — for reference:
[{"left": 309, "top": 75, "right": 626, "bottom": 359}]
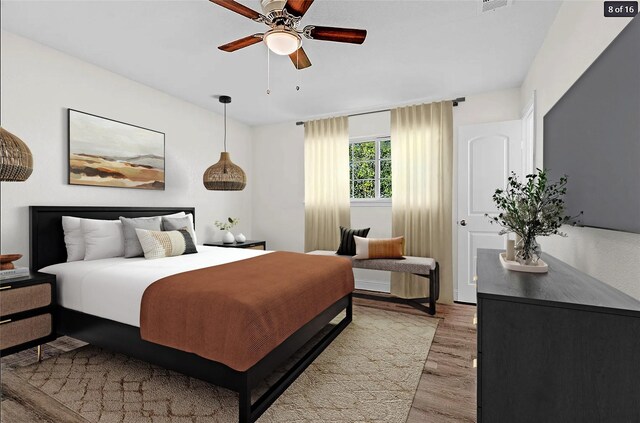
[{"left": 353, "top": 236, "right": 405, "bottom": 259}]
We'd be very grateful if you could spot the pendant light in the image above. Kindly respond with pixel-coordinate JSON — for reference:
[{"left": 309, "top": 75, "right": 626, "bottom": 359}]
[
  {"left": 203, "top": 96, "right": 246, "bottom": 191},
  {"left": 0, "top": 127, "right": 33, "bottom": 182}
]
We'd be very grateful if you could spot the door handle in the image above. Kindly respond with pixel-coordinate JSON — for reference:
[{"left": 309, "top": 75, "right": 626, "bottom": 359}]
[{"left": 460, "top": 220, "right": 467, "bottom": 226}]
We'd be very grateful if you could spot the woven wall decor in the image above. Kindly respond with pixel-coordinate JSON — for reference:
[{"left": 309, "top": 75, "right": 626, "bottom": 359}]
[
  {"left": 203, "top": 96, "right": 246, "bottom": 191},
  {"left": 0, "top": 127, "right": 33, "bottom": 182}
]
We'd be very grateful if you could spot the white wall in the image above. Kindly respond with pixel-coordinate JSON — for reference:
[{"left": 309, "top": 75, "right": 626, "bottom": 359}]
[
  {"left": 250, "top": 122, "right": 305, "bottom": 253},
  {"left": 519, "top": 3, "right": 639, "bottom": 299},
  {"left": 0, "top": 31, "right": 254, "bottom": 268},
  {"left": 455, "top": 88, "right": 523, "bottom": 126}
]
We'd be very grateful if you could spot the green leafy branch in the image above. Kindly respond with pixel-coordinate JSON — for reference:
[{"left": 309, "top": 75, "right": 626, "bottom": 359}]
[
  {"left": 214, "top": 217, "right": 239, "bottom": 231},
  {"left": 486, "top": 169, "right": 581, "bottom": 240}
]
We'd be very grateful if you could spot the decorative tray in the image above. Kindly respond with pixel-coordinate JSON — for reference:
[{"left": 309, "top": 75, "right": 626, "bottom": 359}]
[{"left": 499, "top": 252, "right": 548, "bottom": 274}]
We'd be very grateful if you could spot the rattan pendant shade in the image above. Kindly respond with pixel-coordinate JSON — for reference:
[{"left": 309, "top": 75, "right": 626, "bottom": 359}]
[
  {"left": 0, "top": 127, "right": 33, "bottom": 182},
  {"left": 203, "top": 96, "right": 246, "bottom": 191},
  {"left": 203, "top": 152, "right": 246, "bottom": 191}
]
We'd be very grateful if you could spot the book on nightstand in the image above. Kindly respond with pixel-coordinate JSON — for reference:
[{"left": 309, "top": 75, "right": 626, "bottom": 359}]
[{"left": 0, "top": 267, "right": 30, "bottom": 280}]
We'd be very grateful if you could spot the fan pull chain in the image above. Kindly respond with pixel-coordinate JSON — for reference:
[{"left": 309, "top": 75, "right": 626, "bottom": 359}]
[
  {"left": 266, "top": 48, "right": 271, "bottom": 95},
  {"left": 296, "top": 49, "right": 300, "bottom": 92}
]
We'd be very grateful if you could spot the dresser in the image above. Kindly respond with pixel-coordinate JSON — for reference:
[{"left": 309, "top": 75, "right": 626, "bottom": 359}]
[
  {"left": 476, "top": 249, "right": 640, "bottom": 423},
  {"left": 0, "top": 272, "right": 57, "bottom": 359}
]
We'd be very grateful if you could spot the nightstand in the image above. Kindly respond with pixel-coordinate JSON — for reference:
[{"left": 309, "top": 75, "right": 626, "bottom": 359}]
[
  {"left": 0, "top": 272, "right": 57, "bottom": 360},
  {"left": 205, "top": 240, "right": 267, "bottom": 250}
]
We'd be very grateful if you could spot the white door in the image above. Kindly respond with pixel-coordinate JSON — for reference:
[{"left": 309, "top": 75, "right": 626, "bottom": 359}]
[{"left": 456, "top": 120, "right": 523, "bottom": 303}]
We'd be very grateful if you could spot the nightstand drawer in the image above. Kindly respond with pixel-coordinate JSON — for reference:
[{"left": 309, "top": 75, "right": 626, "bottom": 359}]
[
  {"left": 0, "top": 283, "right": 52, "bottom": 316},
  {"left": 246, "top": 245, "right": 266, "bottom": 250},
  {"left": 0, "top": 313, "right": 52, "bottom": 350}
]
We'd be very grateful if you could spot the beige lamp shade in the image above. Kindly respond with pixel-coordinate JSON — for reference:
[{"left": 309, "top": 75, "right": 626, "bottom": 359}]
[
  {"left": 203, "top": 152, "right": 246, "bottom": 191},
  {"left": 0, "top": 127, "right": 33, "bottom": 182}
]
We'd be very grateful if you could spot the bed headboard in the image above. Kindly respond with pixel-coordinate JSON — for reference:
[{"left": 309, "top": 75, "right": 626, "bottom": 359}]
[{"left": 29, "top": 206, "right": 196, "bottom": 270}]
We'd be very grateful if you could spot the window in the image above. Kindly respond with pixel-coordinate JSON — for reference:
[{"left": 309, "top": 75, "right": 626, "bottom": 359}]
[{"left": 349, "top": 138, "right": 391, "bottom": 200}]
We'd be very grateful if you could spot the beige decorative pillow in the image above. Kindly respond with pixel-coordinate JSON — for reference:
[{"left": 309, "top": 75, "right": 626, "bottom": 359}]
[
  {"left": 135, "top": 228, "right": 197, "bottom": 259},
  {"left": 353, "top": 236, "right": 405, "bottom": 259}
]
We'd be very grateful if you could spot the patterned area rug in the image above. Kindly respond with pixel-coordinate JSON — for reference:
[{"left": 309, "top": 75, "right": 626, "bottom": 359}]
[{"left": 12, "top": 306, "right": 437, "bottom": 422}]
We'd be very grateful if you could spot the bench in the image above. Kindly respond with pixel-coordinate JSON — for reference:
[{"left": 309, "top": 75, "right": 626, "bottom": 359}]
[{"left": 308, "top": 250, "right": 440, "bottom": 315}]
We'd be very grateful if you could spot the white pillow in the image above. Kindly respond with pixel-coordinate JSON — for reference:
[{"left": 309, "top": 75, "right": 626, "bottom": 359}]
[
  {"left": 81, "top": 218, "right": 125, "bottom": 261},
  {"left": 63, "top": 212, "right": 186, "bottom": 261},
  {"left": 62, "top": 216, "right": 85, "bottom": 262},
  {"left": 164, "top": 212, "right": 187, "bottom": 218}
]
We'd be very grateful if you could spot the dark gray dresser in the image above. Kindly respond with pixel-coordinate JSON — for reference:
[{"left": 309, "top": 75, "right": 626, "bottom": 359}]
[{"left": 476, "top": 249, "right": 640, "bottom": 423}]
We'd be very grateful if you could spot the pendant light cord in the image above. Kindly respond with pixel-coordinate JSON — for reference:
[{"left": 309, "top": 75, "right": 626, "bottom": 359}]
[{"left": 223, "top": 102, "right": 227, "bottom": 152}]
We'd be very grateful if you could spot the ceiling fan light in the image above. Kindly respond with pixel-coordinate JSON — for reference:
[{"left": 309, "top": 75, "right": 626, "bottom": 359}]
[{"left": 264, "top": 30, "right": 301, "bottom": 56}]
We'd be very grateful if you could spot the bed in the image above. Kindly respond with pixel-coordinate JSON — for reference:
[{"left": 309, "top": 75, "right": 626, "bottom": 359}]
[{"left": 30, "top": 206, "right": 353, "bottom": 423}]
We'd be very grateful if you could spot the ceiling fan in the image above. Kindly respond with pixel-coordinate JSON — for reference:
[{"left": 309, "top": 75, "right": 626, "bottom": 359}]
[{"left": 211, "top": 0, "right": 367, "bottom": 70}]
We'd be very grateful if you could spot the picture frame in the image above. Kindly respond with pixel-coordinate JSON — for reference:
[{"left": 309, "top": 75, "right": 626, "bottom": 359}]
[{"left": 67, "top": 109, "right": 165, "bottom": 190}]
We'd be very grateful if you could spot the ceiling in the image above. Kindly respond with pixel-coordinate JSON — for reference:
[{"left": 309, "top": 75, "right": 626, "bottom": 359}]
[{"left": 0, "top": 0, "right": 561, "bottom": 126}]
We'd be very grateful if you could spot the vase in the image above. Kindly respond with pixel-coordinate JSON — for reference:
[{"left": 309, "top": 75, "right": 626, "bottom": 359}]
[
  {"left": 222, "top": 231, "right": 235, "bottom": 244},
  {"left": 515, "top": 234, "right": 541, "bottom": 265},
  {"left": 235, "top": 233, "right": 246, "bottom": 243}
]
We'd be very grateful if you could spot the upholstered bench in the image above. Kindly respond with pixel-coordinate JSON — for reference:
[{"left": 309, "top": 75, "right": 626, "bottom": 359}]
[{"left": 308, "top": 250, "right": 440, "bottom": 315}]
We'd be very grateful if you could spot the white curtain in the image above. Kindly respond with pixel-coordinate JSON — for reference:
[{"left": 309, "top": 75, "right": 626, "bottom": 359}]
[
  {"left": 391, "top": 102, "right": 454, "bottom": 303},
  {"left": 304, "top": 117, "right": 350, "bottom": 252}
]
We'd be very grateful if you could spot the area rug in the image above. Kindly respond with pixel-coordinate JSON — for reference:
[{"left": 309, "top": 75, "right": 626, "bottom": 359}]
[{"left": 12, "top": 306, "right": 437, "bottom": 422}]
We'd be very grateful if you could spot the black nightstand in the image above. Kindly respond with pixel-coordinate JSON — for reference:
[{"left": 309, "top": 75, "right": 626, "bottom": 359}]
[
  {"left": 0, "top": 271, "right": 57, "bottom": 360},
  {"left": 204, "top": 240, "right": 267, "bottom": 250}
]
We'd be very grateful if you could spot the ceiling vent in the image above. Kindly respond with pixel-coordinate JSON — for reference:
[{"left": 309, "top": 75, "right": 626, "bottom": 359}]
[{"left": 479, "top": 0, "right": 513, "bottom": 13}]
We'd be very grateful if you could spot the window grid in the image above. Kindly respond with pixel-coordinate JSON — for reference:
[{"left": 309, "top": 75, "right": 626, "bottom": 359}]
[{"left": 350, "top": 138, "right": 391, "bottom": 200}]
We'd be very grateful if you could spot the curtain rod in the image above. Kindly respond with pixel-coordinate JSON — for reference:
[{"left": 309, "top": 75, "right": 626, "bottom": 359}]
[{"left": 295, "top": 97, "right": 465, "bottom": 126}]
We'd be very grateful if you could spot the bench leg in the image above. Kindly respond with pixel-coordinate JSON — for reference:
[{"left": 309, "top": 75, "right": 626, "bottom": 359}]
[{"left": 428, "top": 265, "right": 439, "bottom": 316}]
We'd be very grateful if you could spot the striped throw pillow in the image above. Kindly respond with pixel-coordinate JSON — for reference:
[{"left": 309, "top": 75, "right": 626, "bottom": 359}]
[
  {"left": 336, "top": 226, "right": 370, "bottom": 256},
  {"left": 135, "top": 228, "right": 197, "bottom": 260},
  {"left": 353, "top": 236, "right": 405, "bottom": 259}
]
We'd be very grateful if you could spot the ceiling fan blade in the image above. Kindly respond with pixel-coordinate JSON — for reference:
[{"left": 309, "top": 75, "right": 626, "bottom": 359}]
[
  {"left": 210, "top": 0, "right": 265, "bottom": 21},
  {"left": 289, "top": 47, "right": 312, "bottom": 70},
  {"left": 304, "top": 26, "right": 367, "bottom": 44},
  {"left": 285, "top": 0, "right": 314, "bottom": 18},
  {"left": 218, "top": 34, "right": 263, "bottom": 52}
]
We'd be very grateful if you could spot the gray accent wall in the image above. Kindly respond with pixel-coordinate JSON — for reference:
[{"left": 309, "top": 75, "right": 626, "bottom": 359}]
[{"left": 544, "top": 16, "right": 640, "bottom": 234}]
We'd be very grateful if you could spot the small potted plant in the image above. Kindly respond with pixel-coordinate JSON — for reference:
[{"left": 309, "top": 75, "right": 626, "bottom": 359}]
[
  {"left": 487, "top": 169, "right": 579, "bottom": 267},
  {"left": 215, "top": 217, "right": 239, "bottom": 244}
]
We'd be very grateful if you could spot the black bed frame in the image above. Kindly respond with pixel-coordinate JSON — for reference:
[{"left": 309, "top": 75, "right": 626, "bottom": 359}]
[{"left": 30, "top": 206, "right": 352, "bottom": 423}]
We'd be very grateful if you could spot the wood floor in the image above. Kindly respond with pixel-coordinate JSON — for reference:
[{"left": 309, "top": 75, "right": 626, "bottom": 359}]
[
  {"left": 1, "top": 297, "right": 477, "bottom": 423},
  {"left": 355, "top": 295, "right": 477, "bottom": 423}
]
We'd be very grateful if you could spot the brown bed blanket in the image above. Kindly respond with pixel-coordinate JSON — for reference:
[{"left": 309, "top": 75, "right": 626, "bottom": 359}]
[{"left": 140, "top": 251, "right": 354, "bottom": 371}]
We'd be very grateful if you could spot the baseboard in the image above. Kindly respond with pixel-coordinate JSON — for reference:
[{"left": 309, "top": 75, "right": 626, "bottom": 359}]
[{"left": 355, "top": 279, "right": 390, "bottom": 294}]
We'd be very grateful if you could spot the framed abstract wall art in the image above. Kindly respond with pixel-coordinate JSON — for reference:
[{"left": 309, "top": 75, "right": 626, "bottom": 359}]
[{"left": 68, "top": 109, "right": 165, "bottom": 190}]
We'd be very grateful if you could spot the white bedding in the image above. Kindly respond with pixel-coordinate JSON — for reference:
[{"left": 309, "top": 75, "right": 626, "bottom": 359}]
[{"left": 41, "top": 246, "right": 271, "bottom": 327}]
